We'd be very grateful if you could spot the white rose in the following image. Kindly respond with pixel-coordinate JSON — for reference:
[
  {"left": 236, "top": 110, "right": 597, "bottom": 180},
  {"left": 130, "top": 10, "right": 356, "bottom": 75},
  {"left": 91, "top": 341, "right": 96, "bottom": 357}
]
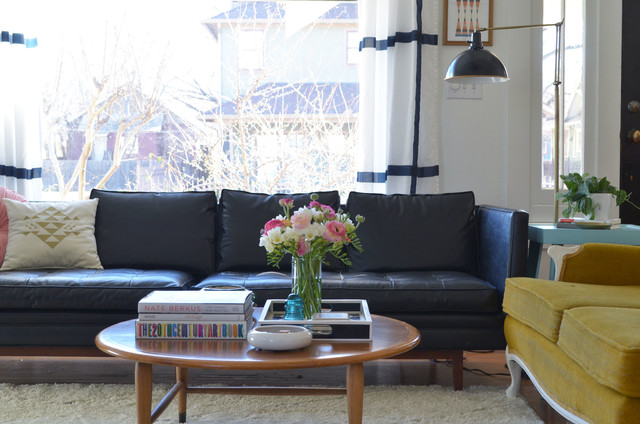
[
  {"left": 268, "top": 229, "right": 284, "bottom": 245},
  {"left": 305, "top": 222, "right": 324, "bottom": 240},
  {"left": 344, "top": 218, "right": 355, "bottom": 232},
  {"left": 283, "top": 226, "right": 300, "bottom": 244},
  {"left": 265, "top": 240, "right": 275, "bottom": 252},
  {"left": 259, "top": 235, "right": 275, "bottom": 252},
  {"left": 311, "top": 209, "right": 324, "bottom": 222}
]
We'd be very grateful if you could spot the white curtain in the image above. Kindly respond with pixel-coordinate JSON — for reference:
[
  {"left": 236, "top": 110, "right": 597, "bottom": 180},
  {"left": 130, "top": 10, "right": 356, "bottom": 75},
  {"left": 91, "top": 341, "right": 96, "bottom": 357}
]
[
  {"left": 0, "top": 31, "right": 43, "bottom": 200},
  {"left": 357, "top": 0, "right": 439, "bottom": 195}
]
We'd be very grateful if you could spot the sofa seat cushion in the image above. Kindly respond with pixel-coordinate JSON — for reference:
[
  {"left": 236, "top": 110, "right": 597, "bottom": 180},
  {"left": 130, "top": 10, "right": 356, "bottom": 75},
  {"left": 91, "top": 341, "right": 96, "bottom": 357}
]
[
  {"left": 195, "top": 271, "right": 343, "bottom": 306},
  {"left": 0, "top": 310, "right": 138, "bottom": 346},
  {"left": 196, "top": 270, "right": 500, "bottom": 313},
  {"left": 0, "top": 269, "right": 196, "bottom": 310},
  {"left": 503, "top": 278, "right": 640, "bottom": 342},
  {"left": 558, "top": 306, "right": 640, "bottom": 397},
  {"left": 338, "top": 271, "right": 499, "bottom": 312}
]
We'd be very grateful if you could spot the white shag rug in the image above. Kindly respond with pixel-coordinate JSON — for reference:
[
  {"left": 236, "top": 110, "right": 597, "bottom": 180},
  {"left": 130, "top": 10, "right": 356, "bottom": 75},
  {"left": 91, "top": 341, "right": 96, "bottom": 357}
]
[{"left": 0, "top": 383, "right": 543, "bottom": 424}]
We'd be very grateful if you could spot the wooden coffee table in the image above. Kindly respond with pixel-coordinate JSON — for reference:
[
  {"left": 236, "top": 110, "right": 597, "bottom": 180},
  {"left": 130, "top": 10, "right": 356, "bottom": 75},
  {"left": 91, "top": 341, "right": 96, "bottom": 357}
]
[{"left": 95, "top": 314, "right": 420, "bottom": 424}]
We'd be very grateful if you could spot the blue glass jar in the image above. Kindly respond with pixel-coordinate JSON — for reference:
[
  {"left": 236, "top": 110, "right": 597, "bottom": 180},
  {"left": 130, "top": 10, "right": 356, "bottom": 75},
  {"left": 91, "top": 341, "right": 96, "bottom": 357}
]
[{"left": 284, "top": 293, "right": 304, "bottom": 320}]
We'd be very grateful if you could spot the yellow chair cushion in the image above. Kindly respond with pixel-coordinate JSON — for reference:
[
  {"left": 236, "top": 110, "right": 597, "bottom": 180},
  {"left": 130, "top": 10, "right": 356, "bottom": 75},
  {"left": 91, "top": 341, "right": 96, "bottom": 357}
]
[
  {"left": 503, "top": 277, "right": 640, "bottom": 342},
  {"left": 558, "top": 306, "right": 640, "bottom": 397},
  {"left": 505, "top": 316, "right": 640, "bottom": 424}
]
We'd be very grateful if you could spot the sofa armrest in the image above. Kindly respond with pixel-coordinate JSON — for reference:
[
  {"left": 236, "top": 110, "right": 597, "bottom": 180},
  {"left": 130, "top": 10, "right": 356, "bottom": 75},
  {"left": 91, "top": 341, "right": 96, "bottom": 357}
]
[
  {"left": 557, "top": 243, "right": 640, "bottom": 285},
  {"left": 547, "top": 245, "right": 581, "bottom": 280},
  {"left": 475, "top": 205, "right": 529, "bottom": 297}
]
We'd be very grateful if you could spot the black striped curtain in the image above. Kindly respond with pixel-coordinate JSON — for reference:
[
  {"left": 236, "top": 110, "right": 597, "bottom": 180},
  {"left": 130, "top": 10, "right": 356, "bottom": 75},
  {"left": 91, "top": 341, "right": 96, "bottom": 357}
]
[
  {"left": 356, "top": 0, "right": 439, "bottom": 195},
  {"left": 0, "top": 30, "right": 43, "bottom": 200}
]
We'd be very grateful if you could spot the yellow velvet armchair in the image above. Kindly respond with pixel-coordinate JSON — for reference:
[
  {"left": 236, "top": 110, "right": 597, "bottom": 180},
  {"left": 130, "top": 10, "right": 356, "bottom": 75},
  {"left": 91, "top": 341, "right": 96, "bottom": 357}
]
[{"left": 503, "top": 243, "right": 640, "bottom": 424}]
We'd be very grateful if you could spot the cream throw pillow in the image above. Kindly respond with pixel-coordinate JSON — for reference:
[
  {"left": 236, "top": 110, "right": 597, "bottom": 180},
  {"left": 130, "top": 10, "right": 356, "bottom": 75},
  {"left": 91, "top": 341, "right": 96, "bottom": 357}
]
[{"left": 1, "top": 198, "right": 103, "bottom": 270}]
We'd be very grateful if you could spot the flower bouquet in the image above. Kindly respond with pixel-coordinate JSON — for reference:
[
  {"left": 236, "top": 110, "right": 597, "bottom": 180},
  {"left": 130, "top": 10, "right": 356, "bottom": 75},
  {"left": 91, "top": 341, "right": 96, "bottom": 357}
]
[{"left": 259, "top": 194, "right": 364, "bottom": 319}]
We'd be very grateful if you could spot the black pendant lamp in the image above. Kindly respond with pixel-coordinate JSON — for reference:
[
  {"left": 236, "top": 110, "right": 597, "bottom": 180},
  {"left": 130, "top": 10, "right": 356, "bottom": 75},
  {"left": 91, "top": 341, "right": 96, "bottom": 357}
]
[{"left": 444, "top": 32, "right": 508, "bottom": 84}]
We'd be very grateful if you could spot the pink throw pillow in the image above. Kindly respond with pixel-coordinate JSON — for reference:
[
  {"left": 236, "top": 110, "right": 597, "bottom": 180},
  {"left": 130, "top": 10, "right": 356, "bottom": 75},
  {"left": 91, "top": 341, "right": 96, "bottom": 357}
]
[{"left": 0, "top": 187, "right": 27, "bottom": 266}]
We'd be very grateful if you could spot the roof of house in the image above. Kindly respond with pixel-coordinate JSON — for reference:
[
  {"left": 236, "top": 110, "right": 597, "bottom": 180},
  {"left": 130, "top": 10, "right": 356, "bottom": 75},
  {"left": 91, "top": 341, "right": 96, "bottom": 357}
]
[
  {"left": 211, "top": 82, "right": 359, "bottom": 117},
  {"left": 76, "top": 111, "right": 165, "bottom": 134},
  {"left": 210, "top": 1, "right": 357, "bottom": 21}
]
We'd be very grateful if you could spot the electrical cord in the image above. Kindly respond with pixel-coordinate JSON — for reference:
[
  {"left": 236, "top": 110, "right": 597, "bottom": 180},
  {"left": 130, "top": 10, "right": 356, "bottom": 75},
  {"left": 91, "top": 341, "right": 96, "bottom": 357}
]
[{"left": 429, "top": 351, "right": 512, "bottom": 377}]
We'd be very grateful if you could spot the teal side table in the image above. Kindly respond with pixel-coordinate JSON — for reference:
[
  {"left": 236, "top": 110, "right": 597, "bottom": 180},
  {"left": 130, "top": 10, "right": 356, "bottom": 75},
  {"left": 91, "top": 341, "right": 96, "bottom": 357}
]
[{"left": 527, "top": 224, "right": 640, "bottom": 279}]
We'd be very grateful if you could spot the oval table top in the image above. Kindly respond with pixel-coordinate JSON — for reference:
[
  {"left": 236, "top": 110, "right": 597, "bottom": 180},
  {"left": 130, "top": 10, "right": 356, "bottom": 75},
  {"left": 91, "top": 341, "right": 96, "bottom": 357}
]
[{"left": 95, "top": 314, "right": 420, "bottom": 370}]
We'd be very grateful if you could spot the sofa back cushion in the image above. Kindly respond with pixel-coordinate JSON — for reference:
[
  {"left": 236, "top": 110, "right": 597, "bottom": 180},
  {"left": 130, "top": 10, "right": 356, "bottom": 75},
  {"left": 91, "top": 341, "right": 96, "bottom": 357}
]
[
  {"left": 90, "top": 190, "right": 217, "bottom": 274},
  {"left": 216, "top": 189, "right": 341, "bottom": 272},
  {"left": 345, "top": 191, "right": 479, "bottom": 274}
]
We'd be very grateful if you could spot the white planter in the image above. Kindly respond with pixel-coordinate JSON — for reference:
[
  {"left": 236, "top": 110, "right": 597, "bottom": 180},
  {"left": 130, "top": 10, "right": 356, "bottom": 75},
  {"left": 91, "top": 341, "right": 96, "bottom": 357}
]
[{"left": 589, "top": 193, "right": 614, "bottom": 221}]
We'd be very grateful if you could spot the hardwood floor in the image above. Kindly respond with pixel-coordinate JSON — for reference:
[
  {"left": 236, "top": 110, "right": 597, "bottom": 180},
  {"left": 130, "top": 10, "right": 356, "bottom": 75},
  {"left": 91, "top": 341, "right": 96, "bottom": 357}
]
[{"left": 0, "top": 350, "right": 568, "bottom": 423}]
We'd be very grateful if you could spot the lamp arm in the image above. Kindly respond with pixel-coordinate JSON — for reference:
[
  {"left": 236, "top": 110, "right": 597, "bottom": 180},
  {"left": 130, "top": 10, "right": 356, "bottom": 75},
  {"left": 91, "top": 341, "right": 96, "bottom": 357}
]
[{"left": 476, "top": 20, "right": 564, "bottom": 33}]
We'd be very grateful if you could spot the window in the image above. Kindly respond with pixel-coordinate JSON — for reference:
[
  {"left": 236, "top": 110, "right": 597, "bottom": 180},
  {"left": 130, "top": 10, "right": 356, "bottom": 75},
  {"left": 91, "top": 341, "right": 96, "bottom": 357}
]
[
  {"left": 541, "top": 0, "right": 584, "bottom": 189},
  {"left": 29, "top": 1, "right": 359, "bottom": 199},
  {"left": 346, "top": 31, "right": 360, "bottom": 65},
  {"left": 237, "top": 30, "right": 264, "bottom": 70}
]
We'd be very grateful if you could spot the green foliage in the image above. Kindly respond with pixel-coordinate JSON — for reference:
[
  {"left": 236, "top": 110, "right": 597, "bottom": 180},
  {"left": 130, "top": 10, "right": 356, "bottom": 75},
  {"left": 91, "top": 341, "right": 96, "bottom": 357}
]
[{"left": 555, "top": 173, "right": 640, "bottom": 219}]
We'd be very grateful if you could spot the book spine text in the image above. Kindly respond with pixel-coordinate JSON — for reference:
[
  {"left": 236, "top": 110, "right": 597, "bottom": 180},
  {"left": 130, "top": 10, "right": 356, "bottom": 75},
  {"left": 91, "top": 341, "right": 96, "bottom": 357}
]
[{"left": 135, "top": 320, "right": 249, "bottom": 339}]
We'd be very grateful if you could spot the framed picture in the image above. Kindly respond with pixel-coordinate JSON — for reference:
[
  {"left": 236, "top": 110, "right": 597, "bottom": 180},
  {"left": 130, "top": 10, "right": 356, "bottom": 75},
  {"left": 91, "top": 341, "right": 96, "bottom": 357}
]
[{"left": 443, "top": 0, "right": 493, "bottom": 46}]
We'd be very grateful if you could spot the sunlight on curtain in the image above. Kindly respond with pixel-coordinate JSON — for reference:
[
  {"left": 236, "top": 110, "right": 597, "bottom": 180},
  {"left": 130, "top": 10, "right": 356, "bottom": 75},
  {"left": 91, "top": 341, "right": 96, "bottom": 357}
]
[
  {"left": 356, "top": 0, "right": 439, "bottom": 195},
  {"left": 0, "top": 31, "right": 43, "bottom": 200}
]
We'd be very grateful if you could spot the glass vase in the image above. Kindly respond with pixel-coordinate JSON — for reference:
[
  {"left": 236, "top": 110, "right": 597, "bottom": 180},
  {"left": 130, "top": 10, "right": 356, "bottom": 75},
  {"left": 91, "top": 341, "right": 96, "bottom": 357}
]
[{"left": 291, "top": 255, "right": 322, "bottom": 320}]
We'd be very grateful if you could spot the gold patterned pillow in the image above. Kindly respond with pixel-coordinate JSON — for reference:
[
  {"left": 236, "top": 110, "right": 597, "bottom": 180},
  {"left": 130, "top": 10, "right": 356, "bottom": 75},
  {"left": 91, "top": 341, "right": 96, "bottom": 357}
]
[{"left": 0, "top": 199, "right": 103, "bottom": 270}]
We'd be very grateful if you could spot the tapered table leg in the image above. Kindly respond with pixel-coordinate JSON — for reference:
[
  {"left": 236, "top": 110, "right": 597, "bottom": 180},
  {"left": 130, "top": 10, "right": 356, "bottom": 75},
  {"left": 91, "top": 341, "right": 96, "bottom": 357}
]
[
  {"left": 346, "top": 362, "right": 364, "bottom": 424},
  {"left": 135, "top": 362, "right": 153, "bottom": 424},
  {"left": 452, "top": 350, "right": 464, "bottom": 390},
  {"left": 176, "top": 367, "right": 188, "bottom": 423}
]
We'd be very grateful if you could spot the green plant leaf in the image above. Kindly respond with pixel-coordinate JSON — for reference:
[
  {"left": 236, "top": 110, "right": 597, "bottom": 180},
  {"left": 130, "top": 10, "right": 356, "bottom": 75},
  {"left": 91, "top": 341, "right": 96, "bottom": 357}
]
[{"left": 556, "top": 173, "right": 640, "bottom": 219}]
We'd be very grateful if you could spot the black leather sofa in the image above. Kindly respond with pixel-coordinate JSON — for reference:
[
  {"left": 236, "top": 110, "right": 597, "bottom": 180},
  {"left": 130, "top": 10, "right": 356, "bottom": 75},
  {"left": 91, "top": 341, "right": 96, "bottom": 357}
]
[{"left": 0, "top": 189, "right": 528, "bottom": 389}]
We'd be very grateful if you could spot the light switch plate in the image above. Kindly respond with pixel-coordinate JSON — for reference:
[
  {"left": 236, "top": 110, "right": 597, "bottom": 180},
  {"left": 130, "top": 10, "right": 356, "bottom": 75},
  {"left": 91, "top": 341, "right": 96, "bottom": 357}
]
[{"left": 446, "top": 82, "right": 483, "bottom": 99}]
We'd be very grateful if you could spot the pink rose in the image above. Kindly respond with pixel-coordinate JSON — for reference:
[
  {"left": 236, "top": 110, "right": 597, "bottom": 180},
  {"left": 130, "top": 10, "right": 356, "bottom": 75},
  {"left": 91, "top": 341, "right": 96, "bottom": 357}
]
[
  {"left": 324, "top": 221, "right": 347, "bottom": 242},
  {"left": 296, "top": 237, "right": 310, "bottom": 256},
  {"left": 321, "top": 204, "right": 336, "bottom": 219},
  {"left": 291, "top": 210, "right": 311, "bottom": 229},
  {"left": 264, "top": 219, "right": 286, "bottom": 234},
  {"left": 309, "top": 201, "right": 336, "bottom": 219}
]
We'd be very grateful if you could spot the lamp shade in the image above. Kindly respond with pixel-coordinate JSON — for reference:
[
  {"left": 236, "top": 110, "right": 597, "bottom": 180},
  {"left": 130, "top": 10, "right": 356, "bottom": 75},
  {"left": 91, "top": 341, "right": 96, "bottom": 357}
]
[{"left": 444, "top": 32, "right": 509, "bottom": 84}]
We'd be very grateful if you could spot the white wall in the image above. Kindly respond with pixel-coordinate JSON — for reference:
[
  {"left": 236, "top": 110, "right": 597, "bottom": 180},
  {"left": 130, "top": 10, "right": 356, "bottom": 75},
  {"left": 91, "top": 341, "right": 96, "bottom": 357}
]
[{"left": 438, "top": 0, "right": 621, "bottom": 223}]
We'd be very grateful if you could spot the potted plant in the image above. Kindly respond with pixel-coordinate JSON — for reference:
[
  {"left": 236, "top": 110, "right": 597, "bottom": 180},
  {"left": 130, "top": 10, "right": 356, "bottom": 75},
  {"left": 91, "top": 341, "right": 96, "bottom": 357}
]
[{"left": 556, "top": 173, "right": 640, "bottom": 220}]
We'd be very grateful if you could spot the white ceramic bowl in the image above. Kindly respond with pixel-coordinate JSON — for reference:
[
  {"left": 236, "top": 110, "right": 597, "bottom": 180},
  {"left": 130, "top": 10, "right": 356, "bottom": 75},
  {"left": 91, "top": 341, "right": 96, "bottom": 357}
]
[{"left": 247, "top": 325, "right": 312, "bottom": 351}]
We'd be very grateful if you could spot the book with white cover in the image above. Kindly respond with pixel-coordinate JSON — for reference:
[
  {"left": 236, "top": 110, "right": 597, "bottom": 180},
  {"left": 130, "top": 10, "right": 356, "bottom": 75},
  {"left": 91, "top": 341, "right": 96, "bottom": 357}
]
[
  {"left": 138, "top": 306, "right": 254, "bottom": 322},
  {"left": 138, "top": 289, "right": 253, "bottom": 314}
]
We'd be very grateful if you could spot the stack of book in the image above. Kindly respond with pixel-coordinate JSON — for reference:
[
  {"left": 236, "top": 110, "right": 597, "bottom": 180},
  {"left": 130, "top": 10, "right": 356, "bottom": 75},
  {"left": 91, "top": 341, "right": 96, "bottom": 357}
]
[
  {"left": 556, "top": 218, "right": 621, "bottom": 229},
  {"left": 135, "top": 289, "right": 254, "bottom": 340}
]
